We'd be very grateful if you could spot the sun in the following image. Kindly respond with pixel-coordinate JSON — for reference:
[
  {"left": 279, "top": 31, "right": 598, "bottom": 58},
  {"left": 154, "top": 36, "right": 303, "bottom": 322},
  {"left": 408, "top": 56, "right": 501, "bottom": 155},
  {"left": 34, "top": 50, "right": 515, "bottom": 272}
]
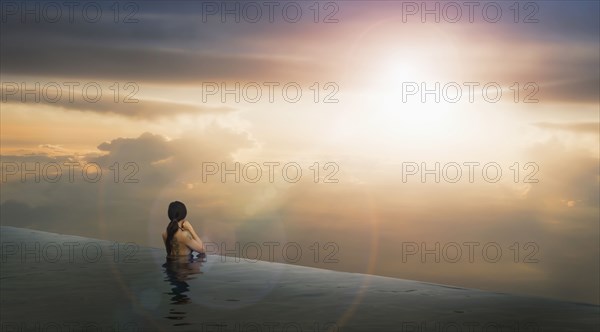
[
  {"left": 370, "top": 56, "right": 437, "bottom": 115},
  {"left": 352, "top": 56, "right": 471, "bottom": 151},
  {"left": 380, "top": 56, "right": 430, "bottom": 85}
]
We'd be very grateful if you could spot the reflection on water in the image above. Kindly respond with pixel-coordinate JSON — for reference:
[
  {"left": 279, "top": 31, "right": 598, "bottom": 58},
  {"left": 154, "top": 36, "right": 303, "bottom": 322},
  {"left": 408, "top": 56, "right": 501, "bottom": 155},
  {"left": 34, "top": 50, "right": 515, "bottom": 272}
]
[{"left": 162, "top": 253, "right": 206, "bottom": 326}]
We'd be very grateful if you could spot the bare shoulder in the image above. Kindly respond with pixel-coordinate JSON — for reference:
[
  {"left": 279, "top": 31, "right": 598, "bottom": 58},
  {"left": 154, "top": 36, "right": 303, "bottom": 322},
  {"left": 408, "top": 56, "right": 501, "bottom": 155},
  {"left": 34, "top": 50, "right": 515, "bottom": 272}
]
[{"left": 173, "top": 229, "right": 192, "bottom": 240}]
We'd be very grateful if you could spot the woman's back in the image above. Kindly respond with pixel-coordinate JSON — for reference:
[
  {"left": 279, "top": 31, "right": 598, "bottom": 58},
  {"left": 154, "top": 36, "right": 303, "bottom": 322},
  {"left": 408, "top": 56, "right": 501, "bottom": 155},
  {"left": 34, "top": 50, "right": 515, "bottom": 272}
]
[{"left": 162, "top": 228, "right": 194, "bottom": 257}]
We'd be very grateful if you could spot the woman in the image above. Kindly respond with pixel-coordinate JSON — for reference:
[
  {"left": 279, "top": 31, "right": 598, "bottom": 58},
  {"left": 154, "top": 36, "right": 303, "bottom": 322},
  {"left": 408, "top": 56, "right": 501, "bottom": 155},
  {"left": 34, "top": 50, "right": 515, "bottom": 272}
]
[{"left": 162, "top": 201, "right": 205, "bottom": 258}]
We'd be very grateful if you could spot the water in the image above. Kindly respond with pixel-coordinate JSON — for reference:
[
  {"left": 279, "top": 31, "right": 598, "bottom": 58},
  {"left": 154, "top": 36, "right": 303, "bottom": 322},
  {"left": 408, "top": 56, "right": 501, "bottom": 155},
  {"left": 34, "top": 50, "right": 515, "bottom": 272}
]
[{"left": 1, "top": 226, "right": 598, "bottom": 331}]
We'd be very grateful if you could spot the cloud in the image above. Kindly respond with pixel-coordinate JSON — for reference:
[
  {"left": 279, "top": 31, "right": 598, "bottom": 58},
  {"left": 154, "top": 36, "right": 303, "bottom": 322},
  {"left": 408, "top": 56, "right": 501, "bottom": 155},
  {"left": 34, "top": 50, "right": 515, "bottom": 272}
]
[
  {"left": 523, "top": 139, "right": 600, "bottom": 208},
  {"left": 1, "top": 43, "right": 323, "bottom": 84},
  {"left": 8, "top": 3, "right": 599, "bottom": 89},
  {"left": 1, "top": 86, "right": 233, "bottom": 119},
  {"left": 534, "top": 122, "right": 599, "bottom": 135},
  {"left": 2, "top": 1, "right": 598, "bottom": 106},
  {"left": 0, "top": 13, "right": 331, "bottom": 84},
  {"left": 0, "top": 123, "right": 258, "bottom": 239},
  {"left": 537, "top": 77, "right": 600, "bottom": 104},
  {"left": 269, "top": 139, "right": 600, "bottom": 303}
]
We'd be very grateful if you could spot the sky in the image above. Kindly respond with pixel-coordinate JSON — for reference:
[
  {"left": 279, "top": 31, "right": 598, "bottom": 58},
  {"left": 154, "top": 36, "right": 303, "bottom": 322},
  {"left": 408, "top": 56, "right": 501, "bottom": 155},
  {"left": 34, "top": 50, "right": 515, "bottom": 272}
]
[{"left": 1, "top": 0, "right": 599, "bottom": 304}]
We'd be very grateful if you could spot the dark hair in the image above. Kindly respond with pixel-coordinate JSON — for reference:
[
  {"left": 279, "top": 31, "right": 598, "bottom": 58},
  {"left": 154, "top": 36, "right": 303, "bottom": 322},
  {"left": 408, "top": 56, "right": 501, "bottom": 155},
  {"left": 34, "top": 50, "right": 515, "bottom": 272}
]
[{"left": 165, "top": 201, "right": 187, "bottom": 256}]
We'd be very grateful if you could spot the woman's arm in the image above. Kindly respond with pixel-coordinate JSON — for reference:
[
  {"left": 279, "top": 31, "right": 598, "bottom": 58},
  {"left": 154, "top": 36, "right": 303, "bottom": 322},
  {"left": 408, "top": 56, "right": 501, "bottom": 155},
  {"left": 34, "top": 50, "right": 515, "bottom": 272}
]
[
  {"left": 184, "top": 235, "right": 205, "bottom": 254},
  {"left": 182, "top": 220, "right": 202, "bottom": 241},
  {"left": 181, "top": 220, "right": 205, "bottom": 254}
]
